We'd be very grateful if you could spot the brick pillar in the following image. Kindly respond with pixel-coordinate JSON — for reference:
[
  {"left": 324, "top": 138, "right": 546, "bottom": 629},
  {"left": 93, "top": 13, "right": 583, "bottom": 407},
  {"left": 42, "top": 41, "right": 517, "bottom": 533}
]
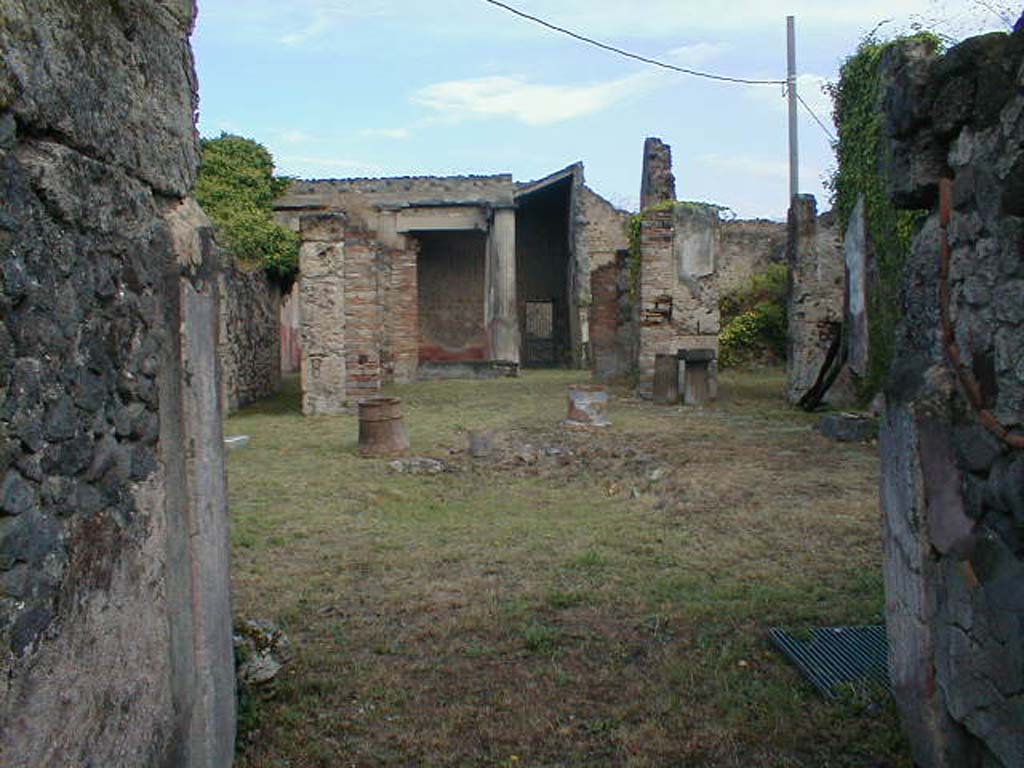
[{"left": 342, "top": 229, "right": 383, "bottom": 400}]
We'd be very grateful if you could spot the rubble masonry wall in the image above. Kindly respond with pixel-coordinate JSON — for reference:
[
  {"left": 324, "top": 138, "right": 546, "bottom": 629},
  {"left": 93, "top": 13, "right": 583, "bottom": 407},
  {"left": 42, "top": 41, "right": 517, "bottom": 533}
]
[
  {"left": 879, "top": 31, "right": 1024, "bottom": 768},
  {"left": 0, "top": 1, "right": 235, "bottom": 765}
]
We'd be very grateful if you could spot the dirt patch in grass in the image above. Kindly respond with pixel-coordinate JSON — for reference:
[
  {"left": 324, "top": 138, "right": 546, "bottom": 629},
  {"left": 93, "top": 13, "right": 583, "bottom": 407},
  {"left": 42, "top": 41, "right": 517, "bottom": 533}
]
[{"left": 227, "top": 369, "right": 909, "bottom": 767}]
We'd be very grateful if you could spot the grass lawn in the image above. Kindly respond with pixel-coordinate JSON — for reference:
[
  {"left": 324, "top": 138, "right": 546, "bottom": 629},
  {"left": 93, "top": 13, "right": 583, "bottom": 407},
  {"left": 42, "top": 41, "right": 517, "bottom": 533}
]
[{"left": 227, "top": 368, "right": 910, "bottom": 767}]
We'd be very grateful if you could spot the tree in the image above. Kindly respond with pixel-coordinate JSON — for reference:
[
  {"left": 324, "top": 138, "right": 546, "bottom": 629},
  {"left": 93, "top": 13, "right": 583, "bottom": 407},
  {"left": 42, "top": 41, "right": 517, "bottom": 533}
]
[{"left": 195, "top": 134, "right": 299, "bottom": 286}]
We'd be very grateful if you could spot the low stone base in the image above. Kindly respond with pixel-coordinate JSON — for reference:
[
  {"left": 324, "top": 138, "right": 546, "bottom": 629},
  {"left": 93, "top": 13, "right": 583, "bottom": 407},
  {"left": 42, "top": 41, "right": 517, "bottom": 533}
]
[
  {"left": 817, "top": 413, "right": 878, "bottom": 443},
  {"left": 416, "top": 360, "right": 519, "bottom": 381}
]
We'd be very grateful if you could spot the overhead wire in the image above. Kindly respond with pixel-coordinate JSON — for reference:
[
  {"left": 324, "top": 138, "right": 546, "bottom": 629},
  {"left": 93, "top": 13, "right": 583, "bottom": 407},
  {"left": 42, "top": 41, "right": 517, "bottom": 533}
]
[
  {"left": 480, "top": 0, "right": 838, "bottom": 142},
  {"left": 479, "top": 0, "right": 786, "bottom": 86},
  {"left": 795, "top": 92, "right": 836, "bottom": 143}
]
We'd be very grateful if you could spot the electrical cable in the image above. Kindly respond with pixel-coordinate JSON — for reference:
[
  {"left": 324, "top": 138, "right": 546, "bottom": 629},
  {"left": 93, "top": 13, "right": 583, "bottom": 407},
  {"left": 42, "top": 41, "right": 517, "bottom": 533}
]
[
  {"left": 795, "top": 91, "right": 836, "bottom": 142},
  {"left": 480, "top": 0, "right": 786, "bottom": 86}
]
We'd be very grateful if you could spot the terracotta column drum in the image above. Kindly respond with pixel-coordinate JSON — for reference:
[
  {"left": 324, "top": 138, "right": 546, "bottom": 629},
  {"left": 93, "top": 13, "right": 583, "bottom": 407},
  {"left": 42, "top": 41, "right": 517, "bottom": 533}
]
[{"left": 358, "top": 397, "right": 411, "bottom": 456}]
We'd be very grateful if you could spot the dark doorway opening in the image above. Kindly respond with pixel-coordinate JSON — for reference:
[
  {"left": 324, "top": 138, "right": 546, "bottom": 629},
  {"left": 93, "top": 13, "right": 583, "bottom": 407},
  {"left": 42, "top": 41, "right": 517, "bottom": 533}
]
[
  {"left": 416, "top": 230, "right": 488, "bottom": 363},
  {"left": 515, "top": 175, "right": 573, "bottom": 367}
]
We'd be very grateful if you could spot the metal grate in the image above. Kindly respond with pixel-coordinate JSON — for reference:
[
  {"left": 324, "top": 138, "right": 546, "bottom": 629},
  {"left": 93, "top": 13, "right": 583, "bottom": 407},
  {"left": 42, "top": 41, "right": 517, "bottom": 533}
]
[
  {"left": 769, "top": 625, "right": 890, "bottom": 699},
  {"left": 525, "top": 300, "right": 556, "bottom": 366}
]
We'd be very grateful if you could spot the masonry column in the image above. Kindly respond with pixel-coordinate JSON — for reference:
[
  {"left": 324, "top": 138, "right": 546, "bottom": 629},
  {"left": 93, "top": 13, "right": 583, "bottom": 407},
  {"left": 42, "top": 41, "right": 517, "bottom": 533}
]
[
  {"left": 298, "top": 214, "right": 348, "bottom": 415},
  {"left": 486, "top": 205, "right": 520, "bottom": 364}
]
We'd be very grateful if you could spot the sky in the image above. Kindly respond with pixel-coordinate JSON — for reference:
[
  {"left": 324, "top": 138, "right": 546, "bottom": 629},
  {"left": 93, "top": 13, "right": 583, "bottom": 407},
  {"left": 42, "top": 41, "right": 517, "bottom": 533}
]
[{"left": 191, "top": 1, "right": 1012, "bottom": 220}]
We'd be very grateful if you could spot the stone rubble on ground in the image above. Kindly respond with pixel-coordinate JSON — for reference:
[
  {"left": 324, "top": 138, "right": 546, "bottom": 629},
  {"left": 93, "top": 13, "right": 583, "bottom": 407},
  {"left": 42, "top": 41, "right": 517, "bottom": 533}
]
[{"left": 234, "top": 618, "right": 290, "bottom": 689}]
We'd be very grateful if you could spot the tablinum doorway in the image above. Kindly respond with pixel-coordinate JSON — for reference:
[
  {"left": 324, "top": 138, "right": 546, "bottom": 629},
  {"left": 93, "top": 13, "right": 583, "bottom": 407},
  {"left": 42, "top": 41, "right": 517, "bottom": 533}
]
[
  {"left": 415, "top": 230, "right": 488, "bottom": 363},
  {"left": 516, "top": 176, "right": 572, "bottom": 368}
]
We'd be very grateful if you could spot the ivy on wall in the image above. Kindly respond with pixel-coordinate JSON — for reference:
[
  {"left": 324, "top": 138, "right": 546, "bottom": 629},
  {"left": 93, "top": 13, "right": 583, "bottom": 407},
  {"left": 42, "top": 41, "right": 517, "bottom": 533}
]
[
  {"left": 195, "top": 134, "right": 300, "bottom": 286},
  {"left": 825, "top": 33, "right": 939, "bottom": 396}
]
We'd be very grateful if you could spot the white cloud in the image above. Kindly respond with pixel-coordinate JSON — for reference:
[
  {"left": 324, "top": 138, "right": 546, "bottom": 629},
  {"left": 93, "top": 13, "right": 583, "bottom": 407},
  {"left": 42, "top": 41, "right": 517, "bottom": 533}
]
[
  {"left": 276, "top": 0, "right": 393, "bottom": 46},
  {"left": 794, "top": 74, "right": 834, "bottom": 126},
  {"left": 279, "top": 129, "right": 313, "bottom": 144},
  {"left": 697, "top": 153, "right": 788, "bottom": 180},
  {"left": 360, "top": 127, "right": 411, "bottom": 140},
  {"left": 276, "top": 155, "right": 383, "bottom": 177},
  {"left": 412, "top": 72, "right": 662, "bottom": 126},
  {"left": 665, "top": 42, "right": 731, "bottom": 67}
]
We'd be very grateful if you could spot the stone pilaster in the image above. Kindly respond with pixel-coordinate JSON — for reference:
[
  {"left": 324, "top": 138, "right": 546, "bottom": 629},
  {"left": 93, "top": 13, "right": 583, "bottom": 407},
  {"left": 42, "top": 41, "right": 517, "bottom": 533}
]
[
  {"left": 298, "top": 214, "right": 348, "bottom": 415},
  {"left": 486, "top": 206, "right": 520, "bottom": 364}
]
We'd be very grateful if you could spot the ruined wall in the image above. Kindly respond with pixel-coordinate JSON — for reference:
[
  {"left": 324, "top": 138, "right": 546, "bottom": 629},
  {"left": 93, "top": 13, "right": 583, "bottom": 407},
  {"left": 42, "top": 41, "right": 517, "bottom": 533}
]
[
  {"left": 219, "top": 262, "right": 281, "bottom": 413},
  {"left": 295, "top": 212, "right": 419, "bottom": 413},
  {"left": 638, "top": 204, "right": 721, "bottom": 390},
  {"left": 277, "top": 175, "right": 514, "bottom": 251},
  {"left": 283, "top": 174, "right": 515, "bottom": 207},
  {"left": 581, "top": 186, "right": 630, "bottom": 270},
  {"left": 718, "top": 218, "right": 788, "bottom": 295},
  {"left": 878, "top": 31, "right": 1024, "bottom": 768},
  {"left": 636, "top": 140, "right": 720, "bottom": 393},
  {"left": 590, "top": 252, "right": 637, "bottom": 382},
  {"left": 785, "top": 197, "right": 846, "bottom": 403},
  {"left": 0, "top": 2, "right": 234, "bottom": 765},
  {"left": 582, "top": 186, "right": 633, "bottom": 381},
  {"left": 640, "top": 138, "right": 675, "bottom": 211}
]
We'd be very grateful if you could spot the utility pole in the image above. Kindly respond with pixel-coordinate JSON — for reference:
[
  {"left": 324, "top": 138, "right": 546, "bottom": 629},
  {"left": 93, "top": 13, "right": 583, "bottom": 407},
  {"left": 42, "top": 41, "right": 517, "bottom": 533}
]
[{"left": 787, "top": 15, "right": 799, "bottom": 202}]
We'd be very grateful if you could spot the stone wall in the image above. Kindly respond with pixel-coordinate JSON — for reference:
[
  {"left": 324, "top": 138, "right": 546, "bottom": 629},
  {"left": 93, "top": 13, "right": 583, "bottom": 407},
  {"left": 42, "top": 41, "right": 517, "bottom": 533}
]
[
  {"left": 718, "top": 218, "right": 787, "bottom": 296},
  {"left": 277, "top": 175, "right": 515, "bottom": 252},
  {"left": 785, "top": 197, "right": 846, "bottom": 403},
  {"left": 878, "top": 31, "right": 1024, "bottom": 768},
  {"left": 582, "top": 185, "right": 633, "bottom": 380},
  {"left": 640, "top": 138, "right": 675, "bottom": 211},
  {"left": 638, "top": 204, "right": 721, "bottom": 391},
  {"left": 219, "top": 261, "right": 281, "bottom": 413},
  {"left": 296, "top": 212, "right": 419, "bottom": 413},
  {"left": 635, "top": 140, "right": 720, "bottom": 395},
  {"left": 0, "top": 2, "right": 234, "bottom": 766},
  {"left": 284, "top": 174, "right": 515, "bottom": 207},
  {"left": 581, "top": 185, "right": 629, "bottom": 271}
]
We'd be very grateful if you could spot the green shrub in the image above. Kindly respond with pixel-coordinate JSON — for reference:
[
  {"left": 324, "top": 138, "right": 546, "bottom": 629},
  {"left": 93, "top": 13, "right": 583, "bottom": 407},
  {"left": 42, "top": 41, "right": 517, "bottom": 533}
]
[
  {"left": 718, "top": 263, "right": 788, "bottom": 368},
  {"left": 195, "top": 134, "right": 299, "bottom": 286}
]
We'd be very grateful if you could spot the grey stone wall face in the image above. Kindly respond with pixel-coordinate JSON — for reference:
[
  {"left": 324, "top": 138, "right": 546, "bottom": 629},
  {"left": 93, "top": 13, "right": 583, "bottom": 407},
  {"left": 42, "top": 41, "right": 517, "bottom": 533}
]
[
  {"left": 279, "top": 174, "right": 516, "bottom": 212},
  {"left": 785, "top": 196, "right": 846, "bottom": 404},
  {"left": 0, "top": 2, "right": 234, "bottom": 766},
  {"left": 219, "top": 262, "right": 282, "bottom": 413},
  {"left": 717, "top": 219, "right": 787, "bottom": 296},
  {"left": 879, "top": 31, "right": 1024, "bottom": 768}
]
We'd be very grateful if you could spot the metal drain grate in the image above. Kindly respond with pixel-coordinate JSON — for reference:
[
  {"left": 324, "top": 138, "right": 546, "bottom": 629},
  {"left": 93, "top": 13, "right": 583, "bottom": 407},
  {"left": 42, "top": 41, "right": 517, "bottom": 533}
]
[{"left": 769, "top": 625, "right": 890, "bottom": 699}]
